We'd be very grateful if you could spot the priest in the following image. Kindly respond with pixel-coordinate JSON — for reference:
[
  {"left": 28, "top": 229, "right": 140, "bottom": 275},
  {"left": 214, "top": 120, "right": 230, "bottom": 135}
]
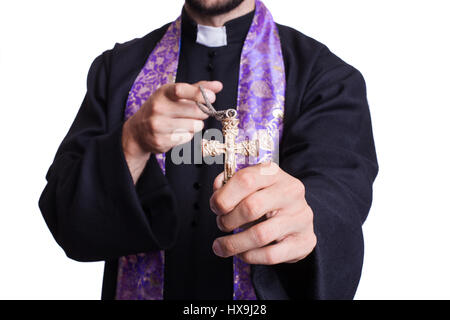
[{"left": 39, "top": 0, "right": 378, "bottom": 300}]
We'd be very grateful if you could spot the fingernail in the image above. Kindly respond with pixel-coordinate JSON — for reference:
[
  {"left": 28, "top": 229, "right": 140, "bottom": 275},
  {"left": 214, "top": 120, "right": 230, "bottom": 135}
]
[{"left": 213, "top": 241, "right": 224, "bottom": 257}]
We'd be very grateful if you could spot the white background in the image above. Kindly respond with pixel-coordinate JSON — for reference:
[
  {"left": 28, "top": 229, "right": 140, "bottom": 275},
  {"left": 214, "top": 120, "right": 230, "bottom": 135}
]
[{"left": 0, "top": 0, "right": 449, "bottom": 300}]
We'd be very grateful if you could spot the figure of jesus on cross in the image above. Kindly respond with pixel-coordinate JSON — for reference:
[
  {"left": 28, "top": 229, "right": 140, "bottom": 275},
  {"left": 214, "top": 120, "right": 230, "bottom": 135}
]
[{"left": 197, "top": 87, "right": 260, "bottom": 184}]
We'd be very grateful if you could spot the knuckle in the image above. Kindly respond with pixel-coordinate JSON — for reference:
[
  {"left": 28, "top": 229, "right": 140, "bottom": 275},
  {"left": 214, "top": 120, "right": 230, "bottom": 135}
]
[
  {"left": 296, "top": 233, "right": 317, "bottom": 260},
  {"left": 173, "top": 83, "right": 185, "bottom": 98},
  {"left": 222, "top": 238, "right": 236, "bottom": 256},
  {"left": 237, "top": 171, "right": 255, "bottom": 190},
  {"left": 212, "top": 195, "right": 229, "bottom": 214},
  {"left": 239, "top": 252, "right": 252, "bottom": 264},
  {"left": 310, "top": 233, "right": 318, "bottom": 249},
  {"left": 151, "top": 101, "right": 163, "bottom": 115},
  {"left": 243, "top": 197, "right": 260, "bottom": 221},
  {"left": 264, "top": 249, "right": 278, "bottom": 265},
  {"left": 152, "top": 136, "right": 166, "bottom": 151},
  {"left": 147, "top": 118, "right": 159, "bottom": 133},
  {"left": 304, "top": 206, "right": 314, "bottom": 225},
  {"left": 152, "top": 135, "right": 161, "bottom": 147},
  {"left": 251, "top": 224, "right": 270, "bottom": 246},
  {"left": 219, "top": 216, "right": 233, "bottom": 232},
  {"left": 160, "top": 83, "right": 172, "bottom": 92},
  {"left": 295, "top": 178, "right": 305, "bottom": 196}
]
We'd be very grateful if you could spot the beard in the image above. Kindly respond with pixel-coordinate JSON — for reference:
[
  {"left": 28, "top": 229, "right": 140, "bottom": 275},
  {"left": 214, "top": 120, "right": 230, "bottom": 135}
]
[{"left": 185, "top": 0, "right": 245, "bottom": 16}]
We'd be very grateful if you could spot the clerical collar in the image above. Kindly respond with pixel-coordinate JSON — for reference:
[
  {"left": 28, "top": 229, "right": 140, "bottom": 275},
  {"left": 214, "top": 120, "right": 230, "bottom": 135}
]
[
  {"left": 196, "top": 25, "right": 227, "bottom": 47},
  {"left": 181, "top": 8, "right": 255, "bottom": 47}
]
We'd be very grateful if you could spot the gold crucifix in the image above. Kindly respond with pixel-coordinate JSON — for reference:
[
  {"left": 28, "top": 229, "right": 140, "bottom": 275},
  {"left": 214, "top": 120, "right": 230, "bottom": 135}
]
[{"left": 197, "top": 87, "right": 260, "bottom": 184}]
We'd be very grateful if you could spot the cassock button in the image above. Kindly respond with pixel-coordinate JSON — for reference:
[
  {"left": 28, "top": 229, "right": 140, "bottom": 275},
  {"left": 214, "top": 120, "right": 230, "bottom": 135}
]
[
  {"left": 208, "top": 51, "right": 217, "bottom": 58},
  {"left": 207, "top": 63, "right": 214, "bottom": 71},
  {"left": 193, "top": 182, "right": 202, "bottom": 190},
  {"left": 193, "top": 202, "right": 200, "bottom": 210}
]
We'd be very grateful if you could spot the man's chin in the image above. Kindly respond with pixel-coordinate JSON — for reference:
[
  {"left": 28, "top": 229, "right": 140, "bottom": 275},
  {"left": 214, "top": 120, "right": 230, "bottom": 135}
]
[{"left": 185, "top": 0, "right": 245, "bottom": 16}]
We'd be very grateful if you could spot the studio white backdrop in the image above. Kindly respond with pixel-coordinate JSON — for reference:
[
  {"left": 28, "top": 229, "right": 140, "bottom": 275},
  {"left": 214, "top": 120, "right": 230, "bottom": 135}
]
[{"left": 0, "top": 0, "right": 449, "bottom": 299}]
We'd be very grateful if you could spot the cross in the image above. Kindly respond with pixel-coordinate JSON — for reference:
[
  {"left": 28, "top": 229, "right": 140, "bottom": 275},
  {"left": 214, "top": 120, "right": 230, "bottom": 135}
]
[{"left": 197, "top": 87, "right": 260, "bottom": 184}]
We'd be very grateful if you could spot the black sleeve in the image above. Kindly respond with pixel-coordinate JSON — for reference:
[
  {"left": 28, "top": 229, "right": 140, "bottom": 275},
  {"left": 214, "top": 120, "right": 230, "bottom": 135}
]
[
  {"left": 276, "top": 47, "right": 378, "bottom": 299},
  {"left": 38, "top": 52, "right": 179, "bottom": 262}
]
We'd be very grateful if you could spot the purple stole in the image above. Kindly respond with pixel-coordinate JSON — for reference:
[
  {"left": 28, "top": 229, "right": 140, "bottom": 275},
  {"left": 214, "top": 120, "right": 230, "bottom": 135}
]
[{"left": 116, "top": 0, "right": 285, "bottom": 300}]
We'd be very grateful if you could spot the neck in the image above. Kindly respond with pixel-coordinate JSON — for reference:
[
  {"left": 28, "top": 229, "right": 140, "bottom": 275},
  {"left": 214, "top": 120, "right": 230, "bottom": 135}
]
[{"left": 184, "top": 0, "right": 255, "bottom": 27}]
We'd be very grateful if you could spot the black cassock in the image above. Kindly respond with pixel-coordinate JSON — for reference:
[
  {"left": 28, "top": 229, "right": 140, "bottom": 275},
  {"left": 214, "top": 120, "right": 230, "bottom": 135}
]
[{"left": 39, "top": 10, "right": 378, "bottom": 300}]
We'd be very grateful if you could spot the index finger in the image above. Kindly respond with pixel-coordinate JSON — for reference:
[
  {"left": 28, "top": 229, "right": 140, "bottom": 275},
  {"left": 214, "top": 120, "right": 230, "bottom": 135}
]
[
  {"left": 213, "top": 172, "right": 225, "bottom": 191},
  {"left": 210, "top": 162, "right": 280, "bottom": 215},
  {"left": 168, "top": 81, "right": 222, "bottom": 103}
]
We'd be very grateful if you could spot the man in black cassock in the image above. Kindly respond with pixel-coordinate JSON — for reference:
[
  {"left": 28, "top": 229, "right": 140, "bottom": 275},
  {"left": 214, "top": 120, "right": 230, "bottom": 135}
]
[{"left": 39, "top": 0, "right": 378, "bottom": 300}]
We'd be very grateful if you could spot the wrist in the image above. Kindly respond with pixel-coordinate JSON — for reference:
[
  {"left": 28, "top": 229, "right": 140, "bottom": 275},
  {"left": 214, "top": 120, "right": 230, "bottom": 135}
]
[{"left": 122, "top": 119, "right": 151, "bottom": 162}]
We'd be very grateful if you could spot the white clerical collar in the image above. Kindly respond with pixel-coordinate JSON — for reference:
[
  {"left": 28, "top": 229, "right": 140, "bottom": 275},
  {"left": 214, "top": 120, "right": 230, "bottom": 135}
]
[{"left": 196, "top": 24, "right": 227, "bottom": 47}]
